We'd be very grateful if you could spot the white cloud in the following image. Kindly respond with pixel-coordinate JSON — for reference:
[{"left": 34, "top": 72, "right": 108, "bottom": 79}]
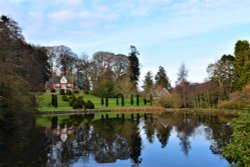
[{"left": 49, "top": 9, "right": 75, "bottom": 22}]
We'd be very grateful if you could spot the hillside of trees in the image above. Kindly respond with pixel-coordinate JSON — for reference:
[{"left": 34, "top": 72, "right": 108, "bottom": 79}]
[{"left": 1, "top": 15, "right": 250, "bottom": 120}]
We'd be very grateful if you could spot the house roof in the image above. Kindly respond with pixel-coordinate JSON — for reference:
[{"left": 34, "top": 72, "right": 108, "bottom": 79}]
[
  {"left": 46, "top": 75, "right": 74, "bottom": 88},
  {"left": 158, "top": 88, "right": 171, "bottom": 97}
]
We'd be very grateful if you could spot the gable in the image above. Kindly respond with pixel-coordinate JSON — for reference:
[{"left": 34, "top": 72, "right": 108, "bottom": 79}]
[{"left": 60, "top": 76, "right": 68, "bottom": 84}]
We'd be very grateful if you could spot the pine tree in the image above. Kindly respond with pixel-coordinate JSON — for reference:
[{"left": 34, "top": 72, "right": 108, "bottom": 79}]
[
  {"left": 142, "top": 71, "right": 154, "bottom": 94},
  {"left": 128, "top": 45, "right": 140, "bottom": 90},
  {"left": 155, "top": 66, "right": 171, "bottom": 90},
  {"left": 234, "top": 40, "right": 250, "bottom": 89}
]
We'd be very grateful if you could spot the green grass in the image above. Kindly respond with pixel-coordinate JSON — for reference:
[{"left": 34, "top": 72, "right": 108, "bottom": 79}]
[{"left": 36, "top": 93, "right": 149, "bottom": 112}]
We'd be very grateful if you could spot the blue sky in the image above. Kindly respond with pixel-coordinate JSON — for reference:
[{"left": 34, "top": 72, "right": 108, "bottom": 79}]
[{"left": 1, "top": 0, "right": 250, "bottom": 86}]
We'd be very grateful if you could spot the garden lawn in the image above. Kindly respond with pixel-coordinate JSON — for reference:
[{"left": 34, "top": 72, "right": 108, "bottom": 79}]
[{"left": 36, "top": 93, "right": 149, "bottom": 112}]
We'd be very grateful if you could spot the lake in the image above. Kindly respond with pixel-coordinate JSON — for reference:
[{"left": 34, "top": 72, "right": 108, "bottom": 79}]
[{"left": 0, "top": 112, "right": 236, "bottom": 167}]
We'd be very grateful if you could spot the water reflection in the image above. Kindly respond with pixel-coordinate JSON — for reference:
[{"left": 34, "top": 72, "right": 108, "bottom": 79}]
[
  {"left": 0, "top": 112, "right": 235, "bottom": 167},
  {"left": 43, "top": 112, "right": 234, "bottom": 167}
]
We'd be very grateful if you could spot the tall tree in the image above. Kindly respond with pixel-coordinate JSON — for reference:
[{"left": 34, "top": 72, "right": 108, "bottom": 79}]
[
  {"left": 176, "top": 63, "right": 188, "bottom": 108},
  {"left": 128, "top": 46, "right": 140, "bottom": 91},
  {"left": 47, "top": 45, "right": 77, "bottom": 76},
  {"left": 142, "top": 71, "right": 154, "bottom": 94},
  {"left": 75, "top": 53, "right": 91, "bottom": 90},
  {"left": 155, "top": 66, "right": 171, "bottom": 90},
  {"left": 207, "top": 54, "right": 235, "bottom": 100},
  {"left": 234, "top": 40, "right": 250, "bottom": 90}
]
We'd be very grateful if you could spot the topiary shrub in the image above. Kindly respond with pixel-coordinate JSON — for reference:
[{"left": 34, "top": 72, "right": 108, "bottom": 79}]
[
  {"left": 68, "top": 95, "right": 76, "bottom": 106},
  {"left": 66, "top": 89, "right": 72, "bottom": 95},
  {"left": 62, "top": 95, "right": 68, "bottom": 102},
  {"left": 85, "top": 100, "right": 95, "bottom": 109},
  {"left": 72, "top": 98, "right": 85, "bottom": 109},
  {"left": 73, "top": 89, "right": 79, "bottom": 94},
  {"left": 60, "top": 89, "right": 65, "bottom": 95}
]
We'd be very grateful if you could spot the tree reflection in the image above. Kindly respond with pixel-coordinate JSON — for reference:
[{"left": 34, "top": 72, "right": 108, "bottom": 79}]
[{"left": 44, "top": 112, "right": 235, "bottom": 166}]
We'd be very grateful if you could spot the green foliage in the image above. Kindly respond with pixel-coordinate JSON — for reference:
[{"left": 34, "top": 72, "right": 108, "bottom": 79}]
[
  {"left": 51, "top": 94, "right": 58, "bottom": 107},
  {"left": 121, "top": 95, "right": 125, "bottom": 106},
  {"left": 51, "top": 88, "right": 56, "bottom": 93},
  {"left": 222, "top": 114, "right": 250, "bottom": 166},
  {"left": 62, "top": 95, "right": 68, "bottom": 102},
  {"left": 105, "top": 97, "right": 109, "bottom": 107},
  {"left": 92, "top": 80, "right": 119, "bottom": 97},
  {"left": 128, "top": 45, "right": 140, "bottom": 87},
  {"left": 85, "top": 100, "right": 95, "bottom": 109},
  {"left": 116, "top": 97, "right": 119, "bottom": 106},
  {"left": 66, "top": 89, "right": 72, "bottom": 95},
  {"left": 101, "top": 96, "right": 104, "bottom": 106},
  {"left": 68, "top": 95, "right": 76, "bottom": 106},
  {"left": 60, "top": 89, "right": 65, "bottom": 95},
  {"left": 207, "top": 54, "right": 235, "bottom": 101},
  {"left": 73, "top": 89, "right": 79, "bottom": 94},
  {"left": 136, "top": 95, "right": 139, "bottom": 106},
  {"left": 155, "top": 66, "right": 171, "bottom": 90},
  {"left": 72, "top": 98, "right": 85, "bottom": 109},
  {"left": 130, "top": 94, "right": 134, "bottom": 105},
  {"left": 234, "top": 40, "right": 250, "bottom": 90},
  {"left": 142, "top": 71, "right": 154, "bottom": 93}
]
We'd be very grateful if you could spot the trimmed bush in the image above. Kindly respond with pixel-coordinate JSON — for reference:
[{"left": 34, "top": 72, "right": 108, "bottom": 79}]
[
  {"left": 68, "top": 95, "right": 76, "bottom": 106},
  {"left": 62, "top": 95, "right": 68, "bottom": 102},
  {"left": 51, "top": 88, "right": 56, "bottom": 93},
  {"left": 85, "top": 100, "right": 95, "bottom": 109},
  {"left": 72, "top": 98, "right": 85, "bottom": 109},
  {"left": 73, "top": 89, "right": 79, "bottom": 94},
  {"left": 66, "top": 89, "right": 72, "bottom": 95},
  {"left": 60, "top": 89, "right": 65, "bottom": 95}
]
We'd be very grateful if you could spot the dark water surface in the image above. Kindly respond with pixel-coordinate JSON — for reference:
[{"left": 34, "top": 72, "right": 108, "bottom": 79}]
[{"left": 0, "top": 112, "right": 236, "bottom": 167}]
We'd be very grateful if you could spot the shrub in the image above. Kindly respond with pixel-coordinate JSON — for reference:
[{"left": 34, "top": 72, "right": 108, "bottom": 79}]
[
  {"left": 73, "top": 89, "right": 79, "bottom": 94},
  {"left": 68, "top": 95, "right": 76, "bottom": 106},
  {"left": 62, "top": 95, "right": 68, "bottom": 102},
  {"left": 60, "top": 89, "right": 65, "bottom": 95},
  {"left": 66, "top": 89, "right": 72, "bottom": 95},
  {"left": 51, "top": 88, "right": 56, "bottom": 93},
  {"left": 72, "top": 98, "right": 85, "bottom": 109},
  {"left": 85, "top": 100, "right": 95, "bottom": 109},
  {"left": 217, "top": 100, "right": 245, "bottom": 109},
  {"left": 156, "top": 97, "right": 175, "bottom": 108},
  {"left": 222, "top": 114, "right": 250, "bottom": 166}
]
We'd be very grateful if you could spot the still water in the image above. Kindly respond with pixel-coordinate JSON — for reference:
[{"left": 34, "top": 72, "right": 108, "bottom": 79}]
[{"left": 0, "top": 112, "right": 235, "bottom": 167}]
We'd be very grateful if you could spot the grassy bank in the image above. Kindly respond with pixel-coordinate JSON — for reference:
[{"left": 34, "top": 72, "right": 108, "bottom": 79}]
[{"left": 36, "top": 93, "right": 150, "bottom": 112}]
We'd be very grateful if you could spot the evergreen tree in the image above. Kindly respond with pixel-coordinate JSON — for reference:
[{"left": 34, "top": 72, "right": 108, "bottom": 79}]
[
  {"left": 128, "top": 45, "right": 140, "bottom": 90},
  {"left": 116, "top": 97, "right": 119, "bottom": 106},
  {"left": 155, "top": 66, "right": 171, "bottom": 90},
  {"left": 121, "top": 95, "right": 125, "bottom": 106},
  {"left": 136, "top": 94, "right": 140, "bottom": 106},
  {"left": 101, "top": 96, "right": 104, "bottom": 106},
  {"left": 105, "top": 97, "right": 109, "bottom": 107},
  {"left": 234, "top": 40, "right": 250, "bottom": 89},
  {"left": 130, "top": 94, "right": 134, "bottom": 105},
  {"left": 142, "top": 71, "right": 154, "bottom": 94}
]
